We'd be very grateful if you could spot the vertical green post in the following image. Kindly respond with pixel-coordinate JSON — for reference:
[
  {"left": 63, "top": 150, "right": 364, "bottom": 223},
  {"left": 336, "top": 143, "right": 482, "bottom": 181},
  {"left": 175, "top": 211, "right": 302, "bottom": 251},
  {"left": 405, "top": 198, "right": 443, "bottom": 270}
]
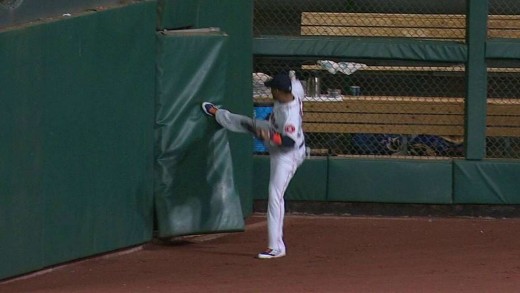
[{"left": 465, "top": 0, "right": 488, "bottom": 160}]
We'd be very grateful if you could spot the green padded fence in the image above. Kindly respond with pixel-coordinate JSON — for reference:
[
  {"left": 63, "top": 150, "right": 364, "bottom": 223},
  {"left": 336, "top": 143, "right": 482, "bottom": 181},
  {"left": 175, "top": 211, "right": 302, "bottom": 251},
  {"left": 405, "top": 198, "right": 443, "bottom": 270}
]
[
  {"left": 0, "top": 0, "right": 120, "bottom": 28},
  {"left": 0, "top": 1, "right": 156, "bottom": 280},
  {"left": 154, "top": 30, "right": 244, "bottom": 238},
  {"left": 327, "top": 158, "right": 453, "bottom": 204},
  {"left": 157, "top": 0, "right": 254, "bottom": 216},
  {"left": 454, "top": 160, "right": 520, "bottom": 204},
  {"left": 253, "top": 156, "right": 328, "bottom": 201}
]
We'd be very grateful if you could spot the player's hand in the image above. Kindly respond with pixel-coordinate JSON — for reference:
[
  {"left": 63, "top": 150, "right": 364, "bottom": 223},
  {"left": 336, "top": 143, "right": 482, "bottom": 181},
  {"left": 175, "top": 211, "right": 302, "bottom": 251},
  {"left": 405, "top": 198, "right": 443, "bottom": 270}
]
[{"left": 256, "top": 128, "right": 270, "bottom": 141}]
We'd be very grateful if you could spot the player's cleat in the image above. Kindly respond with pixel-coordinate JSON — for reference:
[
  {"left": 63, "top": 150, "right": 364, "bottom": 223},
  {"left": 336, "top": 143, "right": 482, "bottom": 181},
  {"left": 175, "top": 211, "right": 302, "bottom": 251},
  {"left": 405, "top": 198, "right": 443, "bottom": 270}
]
[
  {"left": 201, "top": 102, "right": 218, "bottom": 117},
  {"left": 257, "top": 248, "right": 286, "bottom": 259}
]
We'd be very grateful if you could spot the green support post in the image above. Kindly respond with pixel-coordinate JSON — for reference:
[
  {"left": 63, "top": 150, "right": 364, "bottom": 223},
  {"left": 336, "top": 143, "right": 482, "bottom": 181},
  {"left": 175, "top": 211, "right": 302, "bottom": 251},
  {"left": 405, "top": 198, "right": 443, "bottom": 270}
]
[{"left": 465, "top": 0, "right": 488, "bottom": 160}]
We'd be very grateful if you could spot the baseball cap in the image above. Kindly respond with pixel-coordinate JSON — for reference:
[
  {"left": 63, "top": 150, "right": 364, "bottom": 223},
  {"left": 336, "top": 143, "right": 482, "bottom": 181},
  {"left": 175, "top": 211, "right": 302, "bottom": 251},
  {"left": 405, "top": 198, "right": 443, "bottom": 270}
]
[{"left": 264, "top": 73, "right": 292, "bottom": 92}]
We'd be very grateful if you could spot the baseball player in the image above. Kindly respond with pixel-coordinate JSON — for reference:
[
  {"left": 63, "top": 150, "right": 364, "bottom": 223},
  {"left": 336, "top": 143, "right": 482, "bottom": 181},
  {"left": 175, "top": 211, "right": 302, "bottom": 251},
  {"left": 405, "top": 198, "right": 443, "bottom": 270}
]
[{"left": 202, "top": 72, "right": 306, "bottom": 259}]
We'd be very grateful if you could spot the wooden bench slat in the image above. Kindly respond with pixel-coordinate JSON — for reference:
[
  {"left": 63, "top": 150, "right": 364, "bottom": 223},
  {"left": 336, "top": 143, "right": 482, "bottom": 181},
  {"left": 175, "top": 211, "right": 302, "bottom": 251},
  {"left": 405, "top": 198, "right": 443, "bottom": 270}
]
[
  {"left": 304, "top": 112, "right": 463, "bottom": 125},
  {"left": 488, "top": 103, "right": 520, "bottom": 115},
  {"left": 301, "top": 12, "right": 520, "bottom": 40},
  {"left": 302, "top": 12, "right": 520, "bottom": 29},
  {"left": 303, "top": 123, "right": 464, "bottom": 136},
  {"left": 487, "top": 127, "right": 520, "bottom": 137},
  {"left": 488, "top": 15, "right": 520, "bottom": 28},
  {"left": 304, "top": 100, "right": 464, "bottom": 114},
  {"left": 489, "top": 30, "right": 520, "bottom": 38},
  {"left": 301, "top": 13, "right": 467, "bottom": 27},
  {"left": 302, "top": 27, "right": 520, "bottom": 39},
  {"left": 304, "top": 123, "right": 520, "bottom": 137},
  {"left": 487, "top": 116, "right": 520, "bottom": 127},
  {"left": 255, "top": 96, "right": 520, "bottom": 138},
  {"left": 304, "top": 113, "right": 520, "bottom": 127},
  {"left": 306, "top": 123, "right": 520, "bottom": 137},
  {"left": 303, "top": 103, "right": 520, "bottom": 116},
  {"left": 301, "top": 27, "right": 465, "bottom": 39}
]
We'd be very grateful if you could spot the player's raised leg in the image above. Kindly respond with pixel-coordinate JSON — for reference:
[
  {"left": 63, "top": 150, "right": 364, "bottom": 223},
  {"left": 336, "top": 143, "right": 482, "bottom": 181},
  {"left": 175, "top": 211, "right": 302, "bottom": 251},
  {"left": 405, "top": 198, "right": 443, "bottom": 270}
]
[{"left": 202, "top": 101, "right": 269, "bottom": 134}]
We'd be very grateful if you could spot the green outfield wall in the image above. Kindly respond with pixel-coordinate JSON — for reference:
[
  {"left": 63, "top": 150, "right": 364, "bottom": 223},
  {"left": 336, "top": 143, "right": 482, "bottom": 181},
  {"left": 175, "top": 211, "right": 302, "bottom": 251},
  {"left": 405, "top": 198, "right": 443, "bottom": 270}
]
[
  {"left": 0, "top": 1, "right": 156, "bottom": 280},
  {"left": 1, "top": 0, "right": 254, "bottom": 280},
  {"left": 253, "top": 157, "right": 520, "bottom": 204}
]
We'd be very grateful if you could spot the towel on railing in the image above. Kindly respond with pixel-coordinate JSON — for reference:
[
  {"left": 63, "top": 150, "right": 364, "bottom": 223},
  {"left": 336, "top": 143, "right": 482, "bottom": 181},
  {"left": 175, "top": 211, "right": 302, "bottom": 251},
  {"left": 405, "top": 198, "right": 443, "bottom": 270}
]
[{"left": 317, "top": 60, "right": 367, "bottom": 75}]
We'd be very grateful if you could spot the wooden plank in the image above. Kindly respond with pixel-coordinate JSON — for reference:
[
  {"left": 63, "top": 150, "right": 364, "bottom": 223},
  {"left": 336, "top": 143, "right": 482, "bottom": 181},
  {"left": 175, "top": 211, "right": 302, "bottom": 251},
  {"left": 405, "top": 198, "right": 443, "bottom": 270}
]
[
  {"left": 253, "top": 97, "right": 273, "bottom": 105},
  {"left": 304, "top": 123, "right": 520, "bottom": 137},
  {"left": 301, "top": 27, "right": 465, "bottom": 39},
  {"left": 302, "top": 13, "right": 520, "bottom": 29},
  {"left": 488, "top": 15, "right": 520, "bottom": 29},
  {"left": 487, "top": 127, "right": 520, "bottom": 137},
  {"left": 301, "top": 12, "right": 520, "bottom": 39},
  {"left": 489, "top": 29, "right": 520, "bottom": 38},
  {"left": 303, "top": 100, "right": 520, "bottom": 115},
  {"left": 254, "top": 96, "right": 520, "bottom": 136},
  {"left": 301, "top": 13, "right": 467, "bottom": 28},
  {"left": 487, "top": 103, "right": 520, "bottom": 115},
  {"left": 304, "top": 113, "right": 520, "bottom": 126},
  {"left": 303, "top": 100, "right": 465, "bottom": 114},
  {"left": 487, "top": 115, "right": 520, "bottom": 127},
  {"left": 303, "top": 114, "right": 520, "bottom": 127},
  {"left": 303, "top": 123, "right": 464, "bottom": 136},
  {"left": 304, "top": 112, "right": 463, "bottom": 125}
]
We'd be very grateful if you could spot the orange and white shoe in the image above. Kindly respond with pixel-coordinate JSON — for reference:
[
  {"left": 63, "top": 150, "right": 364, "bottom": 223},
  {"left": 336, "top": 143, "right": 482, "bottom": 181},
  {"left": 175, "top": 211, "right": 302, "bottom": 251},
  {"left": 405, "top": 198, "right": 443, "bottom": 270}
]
[{"left": 257, "top": 248, "right": 286, "bottom": 259}]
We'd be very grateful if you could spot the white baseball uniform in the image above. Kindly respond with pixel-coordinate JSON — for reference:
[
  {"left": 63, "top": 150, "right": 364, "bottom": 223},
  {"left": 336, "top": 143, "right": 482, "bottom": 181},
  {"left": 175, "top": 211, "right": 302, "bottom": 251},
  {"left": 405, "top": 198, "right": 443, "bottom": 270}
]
[{"left": 213, "top": 78, "right": 306, "bottom": 255}]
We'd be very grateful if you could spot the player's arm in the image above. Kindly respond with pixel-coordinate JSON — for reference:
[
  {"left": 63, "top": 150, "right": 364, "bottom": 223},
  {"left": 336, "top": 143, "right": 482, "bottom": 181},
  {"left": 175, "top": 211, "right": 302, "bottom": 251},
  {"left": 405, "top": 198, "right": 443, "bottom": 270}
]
[
  {"left": 269, "top": 132, "right": 295, "bottom": 147},
  {"left": 256, "top": 129, "right": 296, "bottom": 147}
]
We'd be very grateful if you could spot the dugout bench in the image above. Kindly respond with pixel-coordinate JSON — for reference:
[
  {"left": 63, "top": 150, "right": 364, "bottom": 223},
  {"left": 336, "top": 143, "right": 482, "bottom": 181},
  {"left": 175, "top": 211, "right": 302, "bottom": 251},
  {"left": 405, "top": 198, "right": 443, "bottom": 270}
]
[{"left": 254, "top": 96, "right": 520, "bottom": 156}]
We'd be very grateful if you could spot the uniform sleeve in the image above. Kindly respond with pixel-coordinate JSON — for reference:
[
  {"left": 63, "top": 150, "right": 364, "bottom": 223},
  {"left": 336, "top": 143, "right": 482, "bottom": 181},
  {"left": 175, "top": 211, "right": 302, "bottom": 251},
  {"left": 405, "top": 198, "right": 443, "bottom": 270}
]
[
  {"left": 271, "top": 132, "right": 295, "bottom": 147},
  {"left": 268, "top": 100, "right": 303, "bottom": 148},
  {"left": 279, "top": 110, "right": 301, "bottom": 146}
]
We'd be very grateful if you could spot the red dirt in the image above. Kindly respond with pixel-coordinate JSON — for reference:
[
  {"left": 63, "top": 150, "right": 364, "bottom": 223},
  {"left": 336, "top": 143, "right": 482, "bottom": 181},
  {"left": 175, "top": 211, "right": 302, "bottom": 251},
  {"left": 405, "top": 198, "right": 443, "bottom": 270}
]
[{"left": 2, "top": 214, "right": 520, "bottom": 293}]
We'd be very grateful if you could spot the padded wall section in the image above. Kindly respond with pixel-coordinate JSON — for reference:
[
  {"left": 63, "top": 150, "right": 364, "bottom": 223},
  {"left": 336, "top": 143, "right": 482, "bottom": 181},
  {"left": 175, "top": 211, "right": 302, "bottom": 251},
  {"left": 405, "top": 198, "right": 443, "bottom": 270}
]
[
  {"left": 155, "top": 31, "right": 244, "bottom": 238},
  {"left": 327, "top": 158, "right": 453, "bottom": 204},
  {"left": 0, "top": 2, "right": 156, "bottom": 280},
  {"left": 286, "top": 157, "right": 328, "bottom": 201},
  {"left": 454, "top": 160, "right": 520, "bottom": 204},
  {"left": 197, "top": 0, "right": 254, "bottom": 217},
  {"left": 487, "top": 39, "right": 520, "bottom": 59},
  {"left": 252, "top": 156, "right": 270, "bottom": 200},
  {"left": 157, "top": 0, "right": 254, "bottom": 217},
  {"left": 252, "top": 156, "right": 328, "bottom": 201},
  {"left": 253, "top": 37, "right": 467, "bottom": 62}
]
